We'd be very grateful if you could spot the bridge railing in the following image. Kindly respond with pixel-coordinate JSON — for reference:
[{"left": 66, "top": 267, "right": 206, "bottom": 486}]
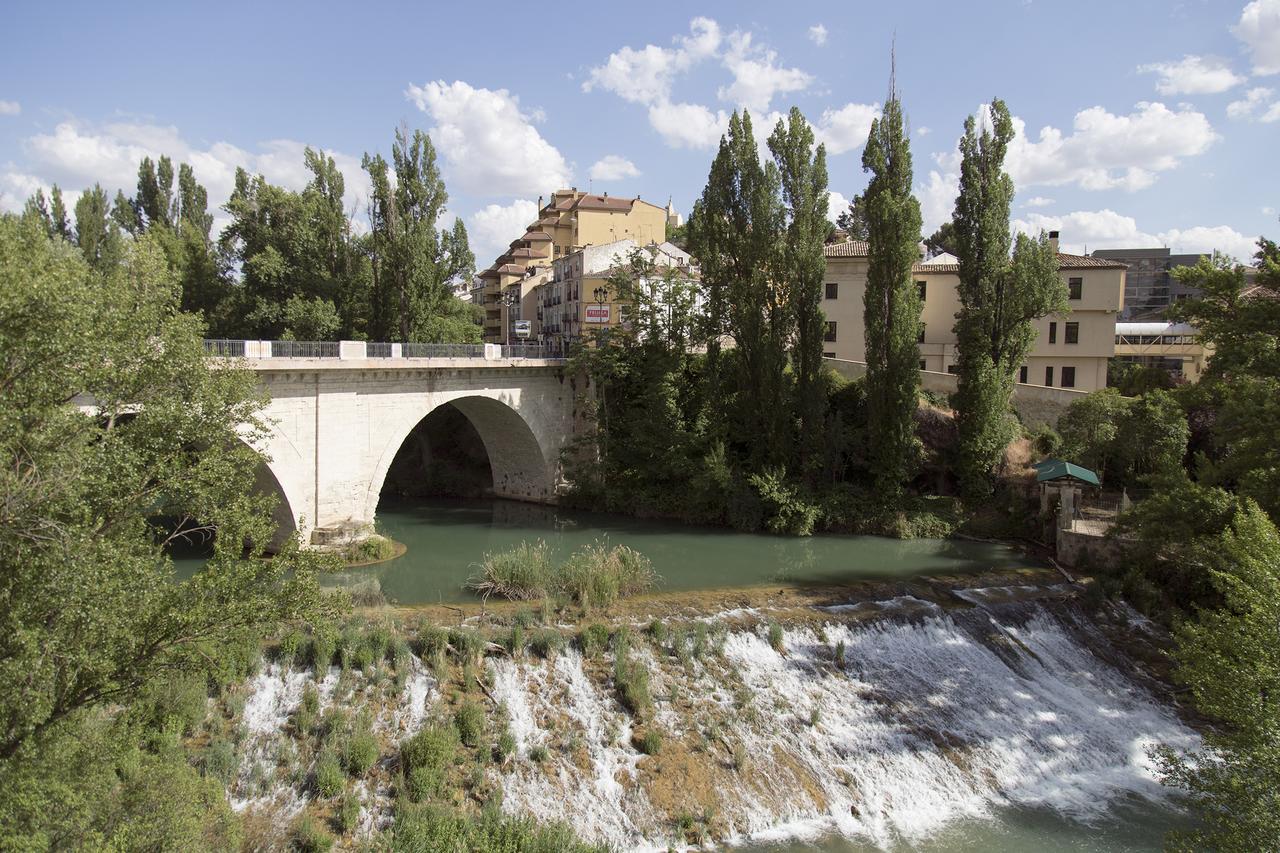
[{"left": 204, "top": 340, "right": 563, "bottom": 361}]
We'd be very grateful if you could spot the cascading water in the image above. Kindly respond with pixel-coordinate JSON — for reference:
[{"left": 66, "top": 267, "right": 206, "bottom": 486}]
[{"left": 488, "top": 595, "right": 1197, "bottom": 851}]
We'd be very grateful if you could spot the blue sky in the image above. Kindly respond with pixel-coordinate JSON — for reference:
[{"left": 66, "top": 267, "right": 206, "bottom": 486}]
[{"left": 2, "top": 0, "right": 1277, "bottom": 264}]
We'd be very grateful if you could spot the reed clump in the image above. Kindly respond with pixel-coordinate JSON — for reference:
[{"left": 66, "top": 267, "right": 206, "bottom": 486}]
[{"left": 467, "top": 540, "right": 659, "bottom": 610}]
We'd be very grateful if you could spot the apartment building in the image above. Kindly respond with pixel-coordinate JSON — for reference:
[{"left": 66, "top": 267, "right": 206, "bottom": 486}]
[
  {"left": 538, "top": 239, "right": 695, "bottom": 354},
  {"left": 821, "top": 231, "right": 1126, "bottom": 391},
  {"left": 476, "top": 189, "right": 675, "bottom": 342}
]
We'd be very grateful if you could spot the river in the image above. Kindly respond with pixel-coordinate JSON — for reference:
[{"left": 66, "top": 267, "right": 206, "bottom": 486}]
[{"left": 317, "top": 497, "right": 1041, "bottom": 606}]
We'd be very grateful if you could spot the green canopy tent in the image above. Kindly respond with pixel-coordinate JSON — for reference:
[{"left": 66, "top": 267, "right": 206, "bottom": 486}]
[{"left": 1034, "top": 458, "right": 1101, "bottom": 487}]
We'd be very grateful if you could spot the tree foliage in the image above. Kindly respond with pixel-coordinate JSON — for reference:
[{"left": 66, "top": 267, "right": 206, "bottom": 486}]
[
  {"left": 834, "top": 193, "right": 869, "bottom": 242},
  {"left": 861, "top": 83, "right": 923, "bottom": 498},
  {"left": 0, "top": 216, "right": 336, "bottom": 764},
  {"left": 951, "top": 99, "right": 1066, "bottom": 496}
]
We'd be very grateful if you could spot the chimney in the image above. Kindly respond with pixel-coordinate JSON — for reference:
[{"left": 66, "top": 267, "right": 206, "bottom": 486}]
[{"left": 1048, "top": 230, "right": 1060, "bottom": 254}]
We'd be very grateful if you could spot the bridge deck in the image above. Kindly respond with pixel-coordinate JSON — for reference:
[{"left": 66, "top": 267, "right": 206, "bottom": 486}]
[{"left": 223, "top": 357, "right": 566, "bottom": 371}]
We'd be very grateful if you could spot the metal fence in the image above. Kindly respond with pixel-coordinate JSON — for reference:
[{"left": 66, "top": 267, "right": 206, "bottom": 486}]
[
  {"left": 203, "top": 339, "right": 246, "bottom": 357},
  {"left": 203, "top": 340, "right": 561, "bottom": 360},
  {"left": 269, "top": 341, "right": 340, "bottom": 358}
]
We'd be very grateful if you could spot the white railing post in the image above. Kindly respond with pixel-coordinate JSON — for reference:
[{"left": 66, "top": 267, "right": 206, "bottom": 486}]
[
  {"left": 339, "top": 340, "right": 367, "bottom": 360},
  {"left": 484, "top": 343, "right": 501, "bottom": 361},
  {"left": 391, "top": 343, "right": 402, "bottom": 358}
]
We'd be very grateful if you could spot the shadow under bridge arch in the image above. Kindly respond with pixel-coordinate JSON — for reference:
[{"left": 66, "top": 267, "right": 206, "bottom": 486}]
[{"left": 369, "top": 393, "right": 560, "bottom": 518}]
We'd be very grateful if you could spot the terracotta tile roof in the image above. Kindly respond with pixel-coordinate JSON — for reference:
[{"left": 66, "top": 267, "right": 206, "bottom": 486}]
[
  {"left": 1059, "top": 252, "right": 1127, "bottom": 269},
  {"left": 539, "top": 216, "right": 559, "bottom": 225},
  {"left": 574, "top": 194, "right": 635, "bottom": 212},
  {"left": 522, "top": 230, "right": 553, "bottom": 241},
  {"left": 477, "top": 267, "right": 500, "bottom": 279},
  {"left": 823, "top": 240, "right": 870, "bottom": 258},
  {"left": 496, "top": 264, "right": 525, "bottom": 275},
  {"left": 913, "top": 262, "right": 958, "bottom": 273},
  {"left": 510, "top": 248, "right": 538, "bottom": 259},
  {"left": 1243, "top": 283, "right": 1280, "bottom": 299}
]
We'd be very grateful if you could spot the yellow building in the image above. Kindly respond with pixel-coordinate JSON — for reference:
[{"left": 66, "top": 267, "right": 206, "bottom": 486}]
[
  {"left": 821, "top": 232, "right": 1127, "bottom": 391},
  {"left": 479, "top": 189, "right": 672, "bottom": 342}
]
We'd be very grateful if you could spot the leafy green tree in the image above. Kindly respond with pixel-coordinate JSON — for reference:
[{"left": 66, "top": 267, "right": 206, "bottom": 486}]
[
  {"left": 135, "top": 155, "right": 175, "bottom": 230},
  {"left": 0, "top": 216, "right": 335, "bottom": 762},
  {"left": 49, "top": 185, "right": 71, "bottom": 240},
  {"left": 923, "top": 220, "right": 956, "bottom": 257},
  {"left": 73, "top": 183, "right": 123, "bottom": 271},
  {"left": 1153, "top": 500, "right": 1280, "bottom": 851},
  {"left": 768, "top": 107, "right": 829, "bottom": 481},
  {"left": 1057, "top": 388, "right": 1129, "bottom": 474},
  {"left": 21, "top": 188, "right": 52, "bottom": 237},
  {"left": 834, "top": 193, "right": 870, "bottom": 242},
  {"left": 111, "top": 188, "right": 140, "bottom": 235},
  {"left": 688, "top": 111, "right": 787, "bottom": 467},
  {"left": 951, "top": 99, "right": 1066, "bottom": 496},
  {"left": 176, "top": 162, "right": 213, "bottom": 240},
  {"left": 860, "top": 82, "right": 923, "bottom": 499},
  {"left": 363, "top": 128, "right": 475, "bottom": 342}
]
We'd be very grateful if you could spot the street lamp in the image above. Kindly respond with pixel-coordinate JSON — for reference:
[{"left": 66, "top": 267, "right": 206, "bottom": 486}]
[{"left": 502, "top": 288, "right": 520, "bottom": 346}]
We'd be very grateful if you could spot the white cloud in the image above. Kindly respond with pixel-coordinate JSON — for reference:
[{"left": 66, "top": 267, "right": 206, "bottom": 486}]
[
  {"left": 1233, "top": 0, "right": 1280, "bottom": 75},
  {"left": 589, "top": 155, "right": 641, "bottom": 181},
  {"left": 916, "top": 170, "right": 959, "bottom": 236},
  {"left": 1263, "top": 101, "right": 1280, "bottom": 121},
  {"left": 1014, "top": 209, "right": 1258, "bottom": 259},
  {"left": 0, "top": 169, "right": 45, "bottom": 213},
  {"left": 1023, "top": 196, "right": 1056, "bottom": 208},
  {"left": 718, "top": 31, "right": 813, "bottom": 112},
  {"left": 648, "top": 101, "right": 729, "bottom": 150},
  {"left": 814, "top": 102, "right": 880, "bottom": 155},
  {"left": 1263, "top": 206, "right": 1277, "bottom": 215},
  {"left": 827, "top": 190, "right": 849, "bottom": 224},
  {"left": 917, "top": 126, "right": 932, "bottom": 136},
  {"left": 808, "top": 24, "right": 828, "bottom": 46},
  {"left": 406, "top": 80, "right": 571, "bottom": 197},
  {"left": 1137, "top": 55, "right": 1245, "bottom": 94},
  {"left": 584, "top": 18, "right": 815, "bottom": 148},
  {"left": 944, "top": 101, "right": 1218, "bottom": 193},
  {"left": 0, "top": 100, "right": 20, "bottom": 116},
  {"left": 582, "top": 17, "right": 722, "bottom": 106},
  {"left": 17, "top": 119, "right": 368, "bottom": 219},
  {"left": 1227, "top": 86, "right": 1276, "bottom": 119},
  {"left": 468, "top": 198, "right": 538, "bottom": 265}
]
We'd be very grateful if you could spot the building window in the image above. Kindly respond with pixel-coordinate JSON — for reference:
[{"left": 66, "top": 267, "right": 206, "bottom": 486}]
[
  {"left": 946, "top": 364, "right": 960, "bottom": 375},
  {"left": 1048, "top": 321, "right": 1057, "bottom": 344},
  {"left": 1065, "top": 322, "right": 1079, "bottom": 344},
  {"left": 917, "top": 280, "right": 927, "bottom": 301},
  {"left": 1068, "top": 277, "right": 1083, "bottom": 300},
  {"left": 917, "top": 323, "right": 926, "bottom": 344},
  {"left": 824, "top": 321, "right": 838, "bottom": 342},
  {"left": 1019, "top": 365, "right": 1028, "bottom": 383},
  {"left": 824, "top": 351, "right": 837, "bottom": 358},
  {"left": 1045, "top": 366, "right": 1054, "bottom": 387},
  {"left": 1062, "top": 366, "right": 1076, "bottom": 388},
  {"left": 825, "top": 282, "right": 838, "bottom": 299},
  {"left": 919, "top": 360, "right": 927, "bottom": 371}
]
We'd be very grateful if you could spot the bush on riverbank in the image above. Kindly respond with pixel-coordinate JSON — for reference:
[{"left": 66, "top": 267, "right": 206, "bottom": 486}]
[{"left": 467, "top": 540, "right": 659, "bottom": 609}]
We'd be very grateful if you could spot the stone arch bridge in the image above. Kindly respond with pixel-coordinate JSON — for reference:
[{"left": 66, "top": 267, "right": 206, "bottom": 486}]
[{"left": 219, "top": 341, "right": 581, "bottom": 547}]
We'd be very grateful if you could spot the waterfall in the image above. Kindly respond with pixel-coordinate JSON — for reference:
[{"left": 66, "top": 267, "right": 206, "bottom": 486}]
[{"left": 489, "top": 596, "right": 1197, "bottom": 851}]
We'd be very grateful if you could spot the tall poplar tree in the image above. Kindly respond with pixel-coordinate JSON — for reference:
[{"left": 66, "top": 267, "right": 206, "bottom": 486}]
[
  {"left": 73, "top": 183, "right": 122, "bottom": 270},
  {"left": 861, "top": 77, "right": 923, "bottom": 500},
  {"left": 951, "top": 99, "right": 1065, "bottom": 496},
  {"left": 768, "top": 107, "right": 829, "bottom": 479}
]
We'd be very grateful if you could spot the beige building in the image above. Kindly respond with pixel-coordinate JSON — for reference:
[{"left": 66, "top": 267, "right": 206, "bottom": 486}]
[
  {"left": 821, "top": 232, "right": 1126, "bottom": 391},
  {"left": 477, "top": 189, "right": 676, "bottom": 343},
  {"left": 538, "top": 239, "right": 695, "bottom": 354}
]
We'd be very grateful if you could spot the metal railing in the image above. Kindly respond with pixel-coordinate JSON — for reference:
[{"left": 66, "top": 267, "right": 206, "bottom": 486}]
[
  {"left": 203, "top": 340, "right": 562, "bottom": 361},
  {"left": 203, "top": 339, "right": 246, "bottom": 357}
]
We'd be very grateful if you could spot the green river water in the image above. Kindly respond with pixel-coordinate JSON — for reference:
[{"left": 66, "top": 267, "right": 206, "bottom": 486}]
[{"left": 316, "top": 497, "right": 1041, "bottom": 605}]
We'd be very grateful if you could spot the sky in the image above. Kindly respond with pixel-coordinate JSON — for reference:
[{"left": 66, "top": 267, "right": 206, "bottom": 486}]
[{"left": 2, "top": 0, "right": 1278, "bottom": 266}]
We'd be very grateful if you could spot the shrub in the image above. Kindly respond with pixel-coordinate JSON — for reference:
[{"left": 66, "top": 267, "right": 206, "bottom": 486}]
[
  {"left": 416, "top": 623, "right": 449, "bottom": 661},
  {"left": 345, "top": 533, "right": 396, "bottom": 563},
  {"left": 276, "top": 628, "right": 306, "bottom": 666},
  {"left": 454, "top": 702, "right": 485, "bottom": 748},
  {"left": 466, "top": 540, "right": 555, "bottom": 600},
  {"left": 505, "top": 624, "right": 525, "bottom": 657},
  {"left": 202, "top": 738, "right": 237, "bottom": 784},
  {"left": 834, "top": 640, "right": 847, "bottom": 669},
  {"left": 366, "top": 623, "right": 392, "bottom": 663},
  {"left": 639, "top": 729, "right": 663, "bottom": 756},
  {"left": 344, "top": 715, "right": 379, "bottom": 776},
  {"left": 407, "top": 765, "right": 448, "bottom": 803},
  {"left": 314, "top": 751, "right": 344, "bottom": 798},
  {"left": 448, "top": 628, "right": 485, "bottom": 665},
  {"left": 136, "top": 672, "right": 208, "bottom": 736},
  {"left": 529, "top": 629, "right": 565, "bottom": 660},
  {"left": 578, "top": 623, "right": 610, "bottom": 657},
  {"left": 291, "top": 813, "right": 334, "bottom": 852},
  {"left": 336, "top": 790, "right": 361, "bottom": 834},
  {"left": 402, "top": 724, "right": 461, "bottom": 777},
  {"left": 528, "top": 744, "right": 548, "bottom": 763},
  {"left": 767, "top": 623, "right": 785, "bottom": 654},
  {"left": 495, "top": 730, "right": 516, "bottom": 763},
  {"left": 646, "top": 620, "right": 668, "bottom": 646},
  {"left": 309, "top": 629, "right": 336, "bottom": 672},
  {"left": 391, "top": 803, "right": 606, "bottom": 853},
  {"left": 613, "top": 653, "right": 651, "bottom": 716},
  {"left": 748, "top": 470, "right": 820, "bottom": 536}
]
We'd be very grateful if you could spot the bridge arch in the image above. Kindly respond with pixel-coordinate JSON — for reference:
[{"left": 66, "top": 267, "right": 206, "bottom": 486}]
[{"left": 363, "top": 391, "right": 559, "bottom": 522}]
